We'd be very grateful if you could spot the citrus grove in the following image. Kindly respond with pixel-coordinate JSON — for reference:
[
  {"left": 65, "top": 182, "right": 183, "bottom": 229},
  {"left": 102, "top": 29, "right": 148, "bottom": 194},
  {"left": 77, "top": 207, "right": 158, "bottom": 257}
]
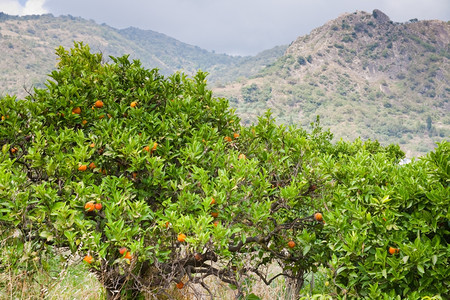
[{"left": 0, "top": 43, "right": 448, "bottom": 299}]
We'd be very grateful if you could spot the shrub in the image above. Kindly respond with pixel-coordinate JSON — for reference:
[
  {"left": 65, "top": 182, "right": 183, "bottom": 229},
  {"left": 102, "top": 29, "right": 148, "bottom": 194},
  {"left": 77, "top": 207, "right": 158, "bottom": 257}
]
[{"left": 0, "top": 43, "right": 330, "bottom": 299}]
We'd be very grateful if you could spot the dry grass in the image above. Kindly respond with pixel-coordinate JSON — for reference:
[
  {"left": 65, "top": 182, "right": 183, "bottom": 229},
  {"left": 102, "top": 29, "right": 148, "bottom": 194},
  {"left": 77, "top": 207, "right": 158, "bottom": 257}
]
[{"left": 0, "top": 260, "right": 105, "bottom": 300}]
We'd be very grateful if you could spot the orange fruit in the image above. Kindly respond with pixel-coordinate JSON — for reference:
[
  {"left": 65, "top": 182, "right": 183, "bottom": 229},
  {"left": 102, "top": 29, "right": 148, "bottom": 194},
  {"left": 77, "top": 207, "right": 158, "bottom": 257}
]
[
  {"left": 119, "top": 247, "right": 127, "bottom": 255},
  {"left": 78, "top": 165, "right": 87, "bottom": 171},
  {"left": 10, "top": 147, "right": 18, "bottom": 154},
  {"left": 314, "top": 212, "right": 323, "bottom": 222},
  {"left": 72, "top": 107, "right": 81, "bottom": 114},
  {"left": 388, "top": 247, "right": 399, "bottom": 255},
  {"left": 224, "top": 136, "right": 232, "bottom": 142},
  {"left": 233, "top": 132, "right": 239, "bottom": 139},
  {"left": 94, "top": 100, "right": 104, "bottom": 108},
  {"left": 82, "top": 120, "right": 87, "bottom": 125},
  {"left": 151, "top": 142, "right": 158, "bottom": 152},
  {"left": 89, "top": 162, "right": 96, "bottom": 169},
  {"left": 83, "top": 255, "right": 93, "bottom": 264},
  {"left": 288, "top": 241, "right": 296, "bottom": 248},
  {"left": 164, "top": 221, "right": 170, "bottom": 228},
  {"left": 84, "top": 202, "right": 95, "bottom": 212},
  {"left": 210, "top": 197, "right": 216, "bottom": 205},
  {"left": 213, "top": 220, "right": 219, "bottom": 227},
  {"left": 1, "top": 116, "right": 5, "bottom": 121},
  {"left": 89, "top": 143, "right": 95, "bottom": 148},
  {"left": 211, "top": 212, "right": 219, "bottom": 218},
  {"left": 143, "top": 146, "right": 150, "bottom": 152},
  {"left": 194, "top": 253, "right": 202, "bottom": 261},
  {"left": 238, "top": 153, "right": 246, "bottom": 160},
  {"left": 176, "top": 282, "right": 184, "bottom": 289},
  {"left": 130, "top": 101, "right": 137, "bottom": 108},
  {"left": 177, "top": 233, "right": 186, "bottom": 243},
  {"left": 94, "top": 203, "right": 102, "bottom": 211},
  {"left": 124, "top": 251, "right": 132, "bottom": 260}
]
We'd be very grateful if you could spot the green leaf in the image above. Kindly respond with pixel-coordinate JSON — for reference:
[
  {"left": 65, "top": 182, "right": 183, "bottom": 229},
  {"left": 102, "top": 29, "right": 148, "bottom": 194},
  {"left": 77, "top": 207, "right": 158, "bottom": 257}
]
[
  {"left": 431, "top": 255, "right": 437, "bottom": 266},
  {"left": 417, "top": 265, "right": 425, "bottom": 274}
]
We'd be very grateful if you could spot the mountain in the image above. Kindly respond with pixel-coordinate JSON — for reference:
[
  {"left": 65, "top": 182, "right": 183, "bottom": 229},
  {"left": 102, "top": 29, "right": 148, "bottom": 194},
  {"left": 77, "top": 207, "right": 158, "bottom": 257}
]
[
  {"left": 213, "top": 10, "right": 450, "bottom": 157},
  {"left": 1, "top": 10, "right": 448, "bottom": 156},
  {"left": 0, "top": 12, "right": 286, "bottom": 97}
]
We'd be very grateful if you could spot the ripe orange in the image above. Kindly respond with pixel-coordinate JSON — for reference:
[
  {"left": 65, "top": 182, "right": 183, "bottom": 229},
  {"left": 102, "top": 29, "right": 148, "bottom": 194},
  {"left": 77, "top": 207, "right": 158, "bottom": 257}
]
[
  {"left": 194, "top": 253, "right": 202, "bottom": 261},
  {"left": 224, "top": 136, "right": 232, "bottom": 142},
  {"left": 1, "top": 116, "right": 5, "bottom": 121},
  {"left": 82, "top": 120, "right": 88, "bottom": 125},
  {"left": 10, "top": 147, "right": 18, "bottom": 154},
  {"left": 89, "top": 162, "right": 96, "bottom": 169},
  {"left": 213, "top": 220, "right": 219, "bottom": 227},
  {"left": 388, "top": 247, "right": 399, "bottom": 255},
  {"left": 85, "top": 202, "right": 95, "bottom": 212},
  {"left": 151, "top": 142, "right": 158, "bottom": 152},
  {"left": 233, "top": 132, "right": 239, "bottom": 139},
  {"left": 211, "top": 212, "right": 219, "bottom": 218},
  {"left": 94, "top": 203, "right": 102, "bottom": 211},
  {"left": 238, "top": 153, "right": 246, "bottom": 160},
  {"left": 288, "top": 240, "right": 296, "bottom": 248},
  {"left": 124, "top": 251, "right": 132, "bottom": 260},
  {"left": 89, "top": 143, "right": 95, "bottom": 148},
  {"left": 143, "top": 146, "right": 150, "bottom": 152},
  {"left": 119, "top": 247, "right": 127, "bottom": 255},
  {"left": 164, "top": 221, "right": 170, "bottom": 228},
  {"left": 176, "top": 282, "right": 184, "bottom": 289},
  {"left": 94, "top": 100, "right": 104, "bottom": 108},
  {"left": 130, "top": 101, "right": 137, "bottom": 108},
  {"left": 177, "top": 233, "right": 186, "bottom": 243},
  {"left": 78, "top": 165, "right": 87, "bottom": 171},
  {"left": 210, "top": 197, "right": 216, "bottom": 205},
  {"left": 314, "top": 212, "right": 323, "bottom": 222},
  {"left": 72, "top": 107, "right": 81, "bottom": 114},
  {"left": 83, "top": 255, "right": 93, "bottom": 264}
]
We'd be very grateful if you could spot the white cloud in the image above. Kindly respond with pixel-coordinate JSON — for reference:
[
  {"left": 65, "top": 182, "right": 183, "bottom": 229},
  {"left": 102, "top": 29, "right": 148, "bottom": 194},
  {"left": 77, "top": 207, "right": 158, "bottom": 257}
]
[{"left": 0, "top": 0, "right": 48, "bottom": 16}]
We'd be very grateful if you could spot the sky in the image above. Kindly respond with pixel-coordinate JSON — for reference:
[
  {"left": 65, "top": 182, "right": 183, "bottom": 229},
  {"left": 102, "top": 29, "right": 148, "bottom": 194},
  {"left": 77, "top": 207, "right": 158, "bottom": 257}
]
[{"left": 1, "top": 0, "right": 449, "bottom": 55}]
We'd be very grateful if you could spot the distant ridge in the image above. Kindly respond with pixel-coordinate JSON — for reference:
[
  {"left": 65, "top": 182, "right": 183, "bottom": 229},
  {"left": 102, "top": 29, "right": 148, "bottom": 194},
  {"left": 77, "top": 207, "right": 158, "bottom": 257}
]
[
  {"left": 213, "top": 10, "right": 449, "bottom": 156},
  {"left": 0, "top": 12, "right": 286, "bottom": 97}
]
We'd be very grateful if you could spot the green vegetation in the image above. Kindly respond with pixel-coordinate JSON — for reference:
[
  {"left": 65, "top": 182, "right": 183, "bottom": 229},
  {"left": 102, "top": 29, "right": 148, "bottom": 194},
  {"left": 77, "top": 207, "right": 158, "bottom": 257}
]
[{"left": 1, "top": 43, "right": 449, "bottom": 299}]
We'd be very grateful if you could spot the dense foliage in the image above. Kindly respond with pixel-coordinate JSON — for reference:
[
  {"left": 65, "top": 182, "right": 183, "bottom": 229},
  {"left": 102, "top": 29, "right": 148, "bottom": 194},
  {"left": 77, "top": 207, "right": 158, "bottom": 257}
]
[{"left": 1, "top": 43, "right": 448, "bottom": 299}]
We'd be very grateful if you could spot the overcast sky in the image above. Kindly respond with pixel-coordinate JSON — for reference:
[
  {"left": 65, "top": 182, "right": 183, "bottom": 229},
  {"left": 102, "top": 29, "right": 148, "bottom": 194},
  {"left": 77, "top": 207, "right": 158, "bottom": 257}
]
[{"left": 1, "top": 0, "right": 449, "bottom": 55}]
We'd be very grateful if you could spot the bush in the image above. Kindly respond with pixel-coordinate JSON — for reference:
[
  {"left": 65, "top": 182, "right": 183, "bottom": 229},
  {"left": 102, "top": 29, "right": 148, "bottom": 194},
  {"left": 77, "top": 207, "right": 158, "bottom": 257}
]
[
  {"left": 1, "top": 43, "right": 448, "bottom": 299},
  {"left": 0, "top": 43, "right": 330, "bottom": 299}
]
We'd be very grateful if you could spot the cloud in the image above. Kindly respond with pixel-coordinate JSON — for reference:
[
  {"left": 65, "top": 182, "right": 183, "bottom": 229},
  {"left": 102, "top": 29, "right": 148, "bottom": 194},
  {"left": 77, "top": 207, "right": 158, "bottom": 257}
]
[{"left": 0, "top": 0, "right": 48, "bottom": 15}]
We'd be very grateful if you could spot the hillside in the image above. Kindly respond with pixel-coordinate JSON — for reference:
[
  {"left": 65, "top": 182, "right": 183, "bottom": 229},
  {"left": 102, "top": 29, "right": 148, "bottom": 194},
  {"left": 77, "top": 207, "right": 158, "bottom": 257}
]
[
  {"left": 214, "top": 10, "right": 450, "bottom": 156},
  {"left": 0, "top": 12, "right": 285, "bottom": 97}
]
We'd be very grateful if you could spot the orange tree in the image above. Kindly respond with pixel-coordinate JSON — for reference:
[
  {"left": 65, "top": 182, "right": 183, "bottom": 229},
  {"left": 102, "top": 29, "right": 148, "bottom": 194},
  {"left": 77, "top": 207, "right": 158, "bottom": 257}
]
[
  {"left": 319, "top": 139, "right": 449, "bottom": 298},
  {"left": 0, "top": 43, "right": 331, "bottom": 299}
]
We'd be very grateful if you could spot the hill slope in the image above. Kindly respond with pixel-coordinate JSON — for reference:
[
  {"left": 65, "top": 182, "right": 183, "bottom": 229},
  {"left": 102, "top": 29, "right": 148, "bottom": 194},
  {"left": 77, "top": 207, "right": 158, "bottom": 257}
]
[
  {"left": 0, "top": 12, "right": 285, "bottom": 97},
  {"left": 213, "top": 10, "right": 450, "bottom": 156}
]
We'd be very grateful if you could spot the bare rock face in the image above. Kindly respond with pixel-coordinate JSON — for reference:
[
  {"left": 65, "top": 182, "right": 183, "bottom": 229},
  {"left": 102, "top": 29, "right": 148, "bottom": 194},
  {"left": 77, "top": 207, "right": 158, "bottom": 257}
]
[{"left": 372, "top": 9, "right": 390, "bottom": 23}]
